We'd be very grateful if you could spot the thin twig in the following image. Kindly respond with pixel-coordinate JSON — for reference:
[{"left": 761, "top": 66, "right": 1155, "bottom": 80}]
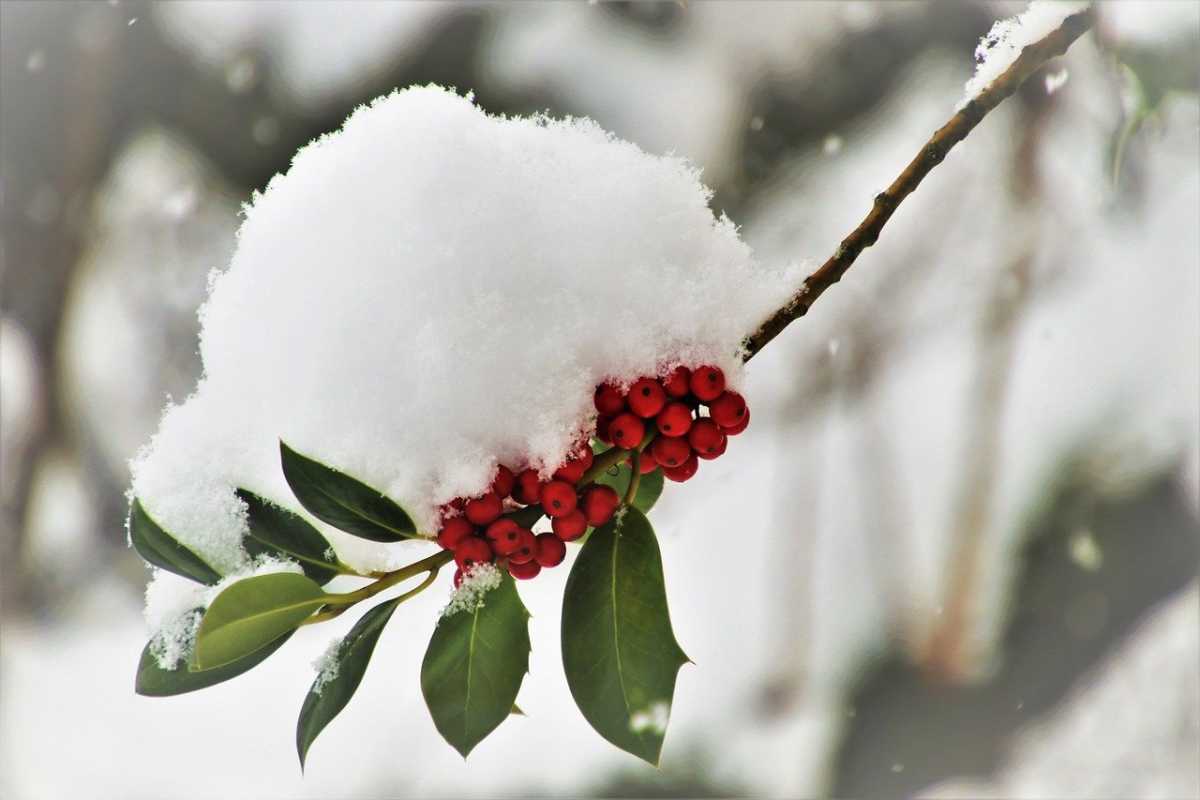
[{"left": 742, "top": 7, "right": 1094, "bottom": 361}]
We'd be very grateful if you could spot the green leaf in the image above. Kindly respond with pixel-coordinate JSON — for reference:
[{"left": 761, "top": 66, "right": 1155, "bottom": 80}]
[
  {"left": 135, "top": 612, "right": 293, "bottom": 696},
  {"left": 561, "top": 507, "right": 688, "bottom": 765},
  {"left": 280, "top": 441, "right": 417, "bottom": 542},
  {"left": 128, "top": 499, "right": 222, "bottom": 585},
  {"left": 296, "top": 597, "right": 400, "bottom": 768},
  {"left": 594, "top": 461, "right": 664, "bottom": 514},
  {"left": 421, "top": 573, "right": 531, "bottom": 757},
  {"left": 237, "top": 489, "right": 341, "bottom": 585},
  {"left": 194, "top": 572, "right": 327, "bottom": 670}
]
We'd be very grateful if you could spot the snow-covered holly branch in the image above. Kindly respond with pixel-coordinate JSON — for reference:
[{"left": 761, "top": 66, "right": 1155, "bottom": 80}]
[{"left": 127, "top": 1, "right": 1096, "bottom": 771}]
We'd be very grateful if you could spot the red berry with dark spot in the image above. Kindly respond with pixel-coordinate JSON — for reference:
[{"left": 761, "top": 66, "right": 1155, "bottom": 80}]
[
  {"left": 454, "top": 536, "right": 493, "bottom": 570},
  {"left": 594, "top": 383, "right": 625, "bottom": 415},
  {"left": 485, "top": 518, "right": 522, "bottom": 556},
  {"left": 652, "top": 435, "right": 692, "bottom": 469},
  {"left": 535, "top": 533, "right": 566, "bottom": 567},
  {"left": 689, "top": 365, "right": 725, "bottom": 401},
  {"left": 635, "top": 448, "right": 659, "bottom": 474},
  {"left": 554, "top": 447, "right": 594, "bottom": 483},
  {"left": 464, "top": 491, "right": 503, "bottom": 525},
  {"left": 507, "top": 527, "right": 538, "bottom": 564},
  {"left": 552, "top": 509, "right": 588, "bottom": 541},
  {"left": 723, "top": 407, "right": 750, "bottom": 435},
  {"left": 627, "top": 378, "right": 667, "bottom": 418},
  {"left": 437, "top": 516, "right": 475, "bottom": 550},
  {"left": 491, "top": 465, "right": 515, "bottom": 499},
  {"left": 662, "top": 366, "right": 691, "bottom": 398},
  {"left": 508, "top": 559, "right": 541, "bottom": 580},
  {"left": 541, "top": 480, "right": 578, "bottom": 518},
  {"left": 513, "top": 469, "right": 543, "bottom": 504},
  {"left": 663, "top": 453, "right": 699, "bottom": 482},
  {"left": 708, "top": 391, "right": 747, "bottom": 429},
  {"left": 596, "top": 414, "right": 615, "bottom": 444},
  {"left": 608, "top": 413, "right": 645, "bottom": 448},
  {"left": 581, "top": 484, "right": 620, "bottom": 527},
  {"left": 688, "top": 418, "right": 727, "bottom": 458},
  {"left": 655, "top": 402, "right": 693, "bottom": 437}
]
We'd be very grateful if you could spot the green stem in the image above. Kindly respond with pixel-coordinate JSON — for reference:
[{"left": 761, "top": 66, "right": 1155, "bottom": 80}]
[
  {"left": 581, "top": 446, "right": 629, "bottom": 484},
  {"left": 327, "top": 549, "right": 453, "bottom": 607},
  {"left": 625, "top": 451, "right": 642, "bottom": 506}
]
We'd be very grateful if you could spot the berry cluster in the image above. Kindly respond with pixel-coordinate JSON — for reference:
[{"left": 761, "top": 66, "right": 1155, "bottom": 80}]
[
  {"left": 436, "top": 364, "right": 748, "bottom": 585},
  {"left": 437, "top": 452, "right": 620, "bottom": 583},
  {"left": 594, "top": 364, "right": 748, "bottom": 482}
]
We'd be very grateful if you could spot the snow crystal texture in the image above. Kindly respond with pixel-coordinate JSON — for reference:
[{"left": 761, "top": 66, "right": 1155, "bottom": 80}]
[
  {"left": 130, "top": 85, "right": 801, "bottom": 574},
  {"left": 962, "top": 1, "right": 1090, "bottom": 105}
]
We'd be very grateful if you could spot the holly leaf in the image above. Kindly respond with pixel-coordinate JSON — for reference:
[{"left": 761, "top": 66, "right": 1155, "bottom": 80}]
[
  {"left": 296, "top": 597, "right": 400, "bottom": 768},
  {"left": 420, "top": 574, "right": 530, "bottom": 757},
  {"left": 128, "top": 499, "right": 222, "bottom": 585},
  {"left": 135, "top": 613, "right": 293, "bottom": 697},
  {"left": 193, "top": 572, "right": 328, "bottom": 670},
  {"left": 279, "top": 441, "right": 417, "bottom": 542},
  {"left": 561, "top": 506, "right": 688, "bottom": 765},
  {"left": 237, "top": 489, "right": 341, "bottom": 585},
  {"left": 595, "top": 461, "right": 664, "bottom": 514}
]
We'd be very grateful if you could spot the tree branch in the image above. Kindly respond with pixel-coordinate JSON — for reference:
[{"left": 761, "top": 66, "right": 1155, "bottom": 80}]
[{"left": 742, "top": 6, "right": 1094, "bottom": 361}]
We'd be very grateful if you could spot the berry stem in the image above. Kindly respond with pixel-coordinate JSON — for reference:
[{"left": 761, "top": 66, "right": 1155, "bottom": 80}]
[
  {"left": 625, "top": 452, "right": 642, "bottom": 506},
  {"left": 580, "top": 446, "right": 630, "bottom": 485},
  {"left": 302, "top": 549, "right": 454, "bottom": 626}
]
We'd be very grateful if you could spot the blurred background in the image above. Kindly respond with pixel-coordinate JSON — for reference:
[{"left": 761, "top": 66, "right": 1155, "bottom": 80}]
[{"left": 2, "top": 1, "right": 1198, "bottom": 798}]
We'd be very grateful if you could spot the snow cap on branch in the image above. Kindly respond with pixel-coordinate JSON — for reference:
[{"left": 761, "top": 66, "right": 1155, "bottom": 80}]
[
  {"left": 130, "top": 85, "right": 801, "bottom": 573},
  {"left": 962, "top": 1, "right": 1091, "bottom": 105}
]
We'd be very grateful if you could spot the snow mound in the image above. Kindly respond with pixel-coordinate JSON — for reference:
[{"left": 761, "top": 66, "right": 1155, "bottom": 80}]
[
  {"left": 962, "top": 1, "right": 1090, "bottom": 105},
  {"left": 129, "top": 85, "right": 801, "bottom": 574}
]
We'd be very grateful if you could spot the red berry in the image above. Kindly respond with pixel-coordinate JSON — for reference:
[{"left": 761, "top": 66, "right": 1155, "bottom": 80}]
[
  {"left": 552, "top": 510, "right": 588, "bottom": 541},
  {"left": 688, "top": 418, "right": 727, "bottom": 458},
  {"left": 507, "top": 527, "right": 538, "bottom": 564},
  {"left": 723, "top": 407, "right": 750, "bottom": 435},
  {"left": 609, "top": 412, "right": 645, "bottom": 448},
  {"left": 689, "top": 365, "right": 726, "bottom": 401},
  {"left": 627, "top": 378, "right": 667, "bottom": 418},
  {"left": 513, "top": 469, "right": 543, "bottom": 504},
  {"left": 437, "top": 516, "right": 475, "bottom": 550},
  {"left": 453, "top": 568, "right": 464, "bottom": 588},
  {"left": 708, "top": 391, "right": 747, "bottom": 429},
  {"left": 594, "top": 383, "right": 625, "bottom": 415},
  {"left": 655, "top": 402, "right": 693, "bottom": 437},
  {"left": 595, "top": 414, "right": 615, "bottom": 444},
  {"left": 581, "top": 484, "right": 620, "bottom": 527},
  {"left": 663, "top": 453, "right": 699, "bottom": 482},
  {"left": 652, "top": 435, "right": 692, "bottom": 469},
  {"left": 534, "top": 533, "right": 566, "bottom": 567},
  {"left": 554, "top": 447, "right": 594, "bottom": 483},
  {"left": 491, "top": 465, "right": 515, "bottom": 499},
  {"left": 484, "top": 518, "right": 522, "bottom": 555},
  {"left": 636, "top": 448, "right": 659, "bottom": 474},
  {"left": 508, "top": 559, "right": 541, "bottom": 580},
  {"left": 454, "top": 536, "right": 493, "bottom": 570},
  {"left": 464, "top": 492, "right": 503, "bottom": 525},
  {"left": 541, "top": 480, "right": 578, "bottom": 518},
  {"left": 662, "top": 366, "right": 691, "bottom": 398}
]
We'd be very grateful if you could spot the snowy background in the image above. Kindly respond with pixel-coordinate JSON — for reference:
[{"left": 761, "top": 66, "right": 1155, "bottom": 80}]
[{"left": 2, "top": 1, "right": 1198, "bottom": 798}]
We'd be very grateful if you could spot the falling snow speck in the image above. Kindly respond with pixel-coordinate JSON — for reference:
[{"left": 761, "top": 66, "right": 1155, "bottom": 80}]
[{"left": 1044, "top": 68, "right": 1070, "bottom": 95}]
